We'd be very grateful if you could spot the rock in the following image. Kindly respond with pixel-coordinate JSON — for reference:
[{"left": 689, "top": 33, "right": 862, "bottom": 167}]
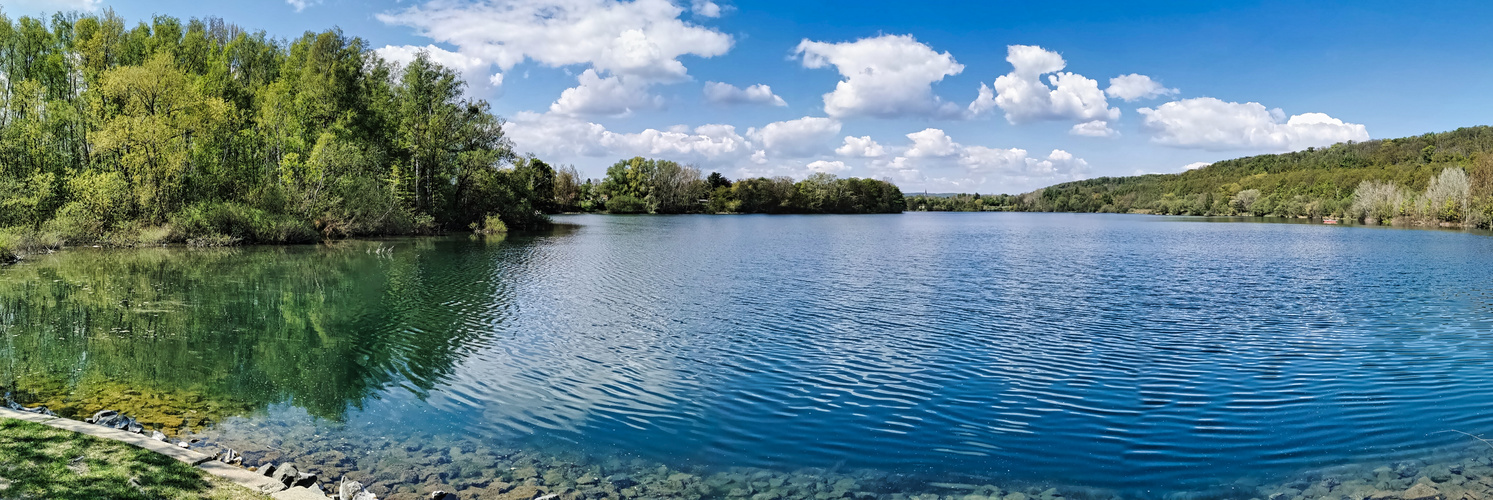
[
  {"left": 609, "top": 475, "right": 638, "bottom": 489},
  {"left": 1403, "top": 481, "right": 1441, "bottom": 500},
  {"left": 428, "top": 491, "right": 458, "bottom": 500},
  {"left": 292, "top": 472, "right": 319, "bottom": 488},
  {"left": 575, "top": 474, "right": 599, "bottom": 485},
  {"left": 151, "top": 431, "right": 167, "bottom": 442},
  {"left": 535, "top": 495, "right": 559, "bottom": 500},
  {"left": 262, "top": 464, "right": 278, "bottom": 477},
  {"left": 499, "top": 484, "right": 541, "bottom": 500},
  {"left": 87, "top": 410, "right": 118, "bottom": 424},
  {"left": 352, "top": 492, "right": 377, "bottom": 500},
  {"left": 1004, "top": 493, "right": 1029, "bottom": 500},
  {"left": 177, "top": 441, "right": 190, "bottom": 449},
  {"left": 1429, "top": 465, "right": 1455, "bottom": 483},
  {"left": 340, "top": 478, "right": 368, "bottom": 500},
  {"left": 273, "top": 464, "right": 301, "bottom": 487}
]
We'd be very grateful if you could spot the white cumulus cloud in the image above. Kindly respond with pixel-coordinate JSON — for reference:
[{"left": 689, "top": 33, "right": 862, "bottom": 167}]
[
  {"left": 379, "top": 0, "right": 734, "bottom": 116},
  {"left": 378, "top": 0, "right": 732, "bottom": 80},
  {"left": 1070, "top": 120, "right": 1118, "bottom": 138},
  {"left": 806, "top": 160, "right": 850, "bottom": 174},
  {"left": 971, "top": 45, "right": 1118, "bottom": 135},
  {"left": 873, "top": 128, "right": 1090, "bottom": 190},
  {"left": 795, "top": 34, "right": 965, "bottom": 119},
  {"left": 959, "top": 147, "right": 1088, "bottom": 179},
  {"left": 703, "top": 82, "right": 787, "bottom": 106},
  {"left": 508, "top": 111, "right": 752, "bottom": 163},
  {"left": 1106, "top": 73, "right": 1178, "bottom": 102},
  {"left": 376, "top": 44, "right": 502, "bottom": 91},
  {"left": 550, "top": 70, "right": 662, "bottom": 116},
  {"left": 1137, "top": 97, "right": 1369, "bottom": 151},
  {"left": 835, "top": 136, "right": 886, "bottom": 158},
  {"left": 690, "top": 0, "right": 721, "bottom": 17},
  {"left": 746, "top": 116, "right": 843, "bottom": 158},
  {"left": 904, "top": 128, "right": 960, "bottom": 158}
]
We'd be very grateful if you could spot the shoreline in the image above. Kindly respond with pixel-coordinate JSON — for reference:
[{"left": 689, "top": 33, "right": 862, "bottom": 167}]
[
  {"left": 0, "top": 409, "right": 273, "bottom": 500},
  {"left": 7, "top": 400, "right": 1493, "bottom": 500}
]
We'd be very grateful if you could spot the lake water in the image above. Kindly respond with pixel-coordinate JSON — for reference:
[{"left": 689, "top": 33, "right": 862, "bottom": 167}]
[{"left": 4, "top": 213, "right": 1493, "bottom": 499}]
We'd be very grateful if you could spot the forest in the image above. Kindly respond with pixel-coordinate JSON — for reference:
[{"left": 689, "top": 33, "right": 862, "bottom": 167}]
[
  {"left": 908, "top": 126, "right": 1493, "bottom": 228},
  {"left": 0, "top": 10, "right": 904, "bottom": 260}
]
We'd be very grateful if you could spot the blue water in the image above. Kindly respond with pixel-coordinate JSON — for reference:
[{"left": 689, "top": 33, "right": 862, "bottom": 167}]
[{"left": 6, "top": 213, "right": 1493, "bottom": 495}]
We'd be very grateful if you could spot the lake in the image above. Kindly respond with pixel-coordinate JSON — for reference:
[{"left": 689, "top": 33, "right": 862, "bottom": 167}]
[{"left": 4, "top": 213, "right": 1493, "bottom": 499}]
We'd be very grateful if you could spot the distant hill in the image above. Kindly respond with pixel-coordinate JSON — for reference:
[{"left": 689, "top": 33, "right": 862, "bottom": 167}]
[{"left": 907, "top": 126, "right": 1493, "bottom": 228}]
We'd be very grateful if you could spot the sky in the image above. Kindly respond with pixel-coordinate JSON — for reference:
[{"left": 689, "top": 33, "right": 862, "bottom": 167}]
[{"left": 9, "top": 0, "right": 1493, "bottom": 193}]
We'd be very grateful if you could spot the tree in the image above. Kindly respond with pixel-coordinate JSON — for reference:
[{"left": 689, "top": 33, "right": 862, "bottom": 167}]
[
  {"left": 553, "top": 164, "right": 582, "bottom": 212},
  {"left": 91, "top": 52, "right": 230, "bottom": 222},
  {"left": 706, "top": 171, "right": 731, "bottom": 189}
]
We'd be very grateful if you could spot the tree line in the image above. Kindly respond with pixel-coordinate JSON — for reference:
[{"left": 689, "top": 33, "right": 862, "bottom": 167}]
[
  {"left": 908, "top": 126, "right": 1493, "bottom": 228},
  {"left": 556, "top": 157, "right": 905, "bottom": 215},
  {"left": 0, "top": 9, "right": 905, "bottom": 259}
]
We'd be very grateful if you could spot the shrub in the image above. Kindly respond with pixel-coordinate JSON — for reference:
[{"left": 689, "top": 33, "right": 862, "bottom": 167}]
[
  {"left": 0, "top": 227, "right": 65, "bottom": 259},
  {"left": 43, "top": 202, "right": 109, "bottom": 242},
  {"left": 605, "top": 195, "right": 647, "bottom": 214},
  {"left": 1423, "top": 168, "right": 1470, "bottom": 222},
  {"left": 171, "top": 202, "right": 319, "bottom": 244},
  {"left": 1350, "top": 180, "right": 1405, "bottom": 222},
  {"left": 319, "top": 176, "right": 412, "bottom": 237},
  {"left": 67, "top": 170, "right": 134, "bottom": 227},
  {"left": 474, "top": 215, "right": 507, "bottom": 234}
]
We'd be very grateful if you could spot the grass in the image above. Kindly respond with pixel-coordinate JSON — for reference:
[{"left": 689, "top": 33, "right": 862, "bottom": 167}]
[{"left": 0, "top": 418, "right": 265, "bottom": 500}]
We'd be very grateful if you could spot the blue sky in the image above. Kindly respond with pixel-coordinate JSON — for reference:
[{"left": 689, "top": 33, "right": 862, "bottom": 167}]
[{"left": 12, "top": 0, "right": 1493, "bottom": 193}]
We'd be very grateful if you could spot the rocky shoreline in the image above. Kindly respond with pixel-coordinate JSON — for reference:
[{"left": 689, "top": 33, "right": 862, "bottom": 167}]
[{"left": 8, "top": 398, "right": 1493, "bottom": 500}]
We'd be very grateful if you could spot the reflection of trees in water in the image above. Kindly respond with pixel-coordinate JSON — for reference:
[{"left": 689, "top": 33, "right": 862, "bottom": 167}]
[{"left": 0, "top": 236, "right": 517, "bottom": 426}]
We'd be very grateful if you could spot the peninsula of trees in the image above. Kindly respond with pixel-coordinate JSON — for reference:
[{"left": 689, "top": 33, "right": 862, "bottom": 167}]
[
  {"left": 908, "top": 127, "right": 1493, "bottom": 228},
  {"left": 0, "top": 10, "right": 904, "bottom": 258}
]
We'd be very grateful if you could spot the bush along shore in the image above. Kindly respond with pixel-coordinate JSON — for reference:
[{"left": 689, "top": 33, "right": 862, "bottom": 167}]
[{"left": 11, "top": 395, "right": 1493, "bottom": 500}]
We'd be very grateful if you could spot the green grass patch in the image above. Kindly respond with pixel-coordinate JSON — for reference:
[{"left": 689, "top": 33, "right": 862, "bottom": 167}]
[{"left": 0, "top": 418, "right": 264, "bottom": 500}]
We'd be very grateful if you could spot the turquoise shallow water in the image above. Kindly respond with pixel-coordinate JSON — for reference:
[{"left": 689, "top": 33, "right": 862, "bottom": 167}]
[{"left": 4, "top": 213, "right": 1493, "bottom": 496}]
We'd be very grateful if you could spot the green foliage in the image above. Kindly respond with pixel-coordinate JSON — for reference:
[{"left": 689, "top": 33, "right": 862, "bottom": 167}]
[
  {"left": 170, "top": 202, "right": 317, "bottom": 245},
  {"left": 0, "top": 11, "right": 555, "bottom": 247},
  {"left": 908, "top": 127, "right": 1493, "bottom": 227},
  {"left": 475, "top": 214, "right": 507, "bottom": 234},
  {"left": 606, "top": 194, "right": 648, "bottom": 214},
  {"left": 585, "top": 164, "right": 902, "bottom": 214}
]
